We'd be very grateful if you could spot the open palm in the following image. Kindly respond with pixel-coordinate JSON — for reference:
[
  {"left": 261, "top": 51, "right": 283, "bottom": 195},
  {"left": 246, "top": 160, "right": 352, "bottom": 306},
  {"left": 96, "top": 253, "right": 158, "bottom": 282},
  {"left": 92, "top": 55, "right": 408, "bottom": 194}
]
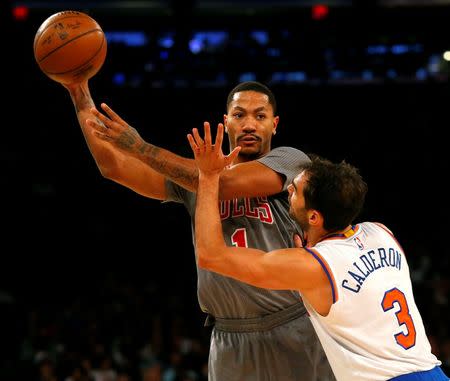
[{"left": 188, "top": 122, "right": 240, "bottom": 176}]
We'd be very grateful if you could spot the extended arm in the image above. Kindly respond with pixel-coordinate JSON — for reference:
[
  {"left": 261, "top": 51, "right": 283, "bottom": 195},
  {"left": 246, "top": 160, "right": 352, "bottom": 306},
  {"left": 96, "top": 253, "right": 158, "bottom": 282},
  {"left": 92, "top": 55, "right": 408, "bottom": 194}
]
[
  {"left": 65, "top": 82, "right": 284, "bottom": 200},
  {"left": 190, "top": 124, "right": 325, "bottom": 292},
  {"left": 195, "top": 174, "right": 322, "bottom": 291},
  {"left": 87, "top": 104, "right": 284, "bottom": 200},
  {"left": 64, "top": 80, "right": 167, "bottom": 199}
]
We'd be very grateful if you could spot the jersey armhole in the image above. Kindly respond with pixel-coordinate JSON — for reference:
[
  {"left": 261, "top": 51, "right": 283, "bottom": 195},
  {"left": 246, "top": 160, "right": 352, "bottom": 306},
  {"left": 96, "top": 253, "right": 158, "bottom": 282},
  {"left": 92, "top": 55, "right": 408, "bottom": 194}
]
[{"left": 304, "top": 247, "right": 339, "bottom": 303}]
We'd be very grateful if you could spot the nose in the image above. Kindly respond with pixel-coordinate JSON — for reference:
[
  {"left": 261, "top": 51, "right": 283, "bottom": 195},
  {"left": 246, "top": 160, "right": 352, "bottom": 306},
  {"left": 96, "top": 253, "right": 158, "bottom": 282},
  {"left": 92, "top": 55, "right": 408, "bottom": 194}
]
[{"left": 242, "top": 117, "right": 257, "bottom": 132}]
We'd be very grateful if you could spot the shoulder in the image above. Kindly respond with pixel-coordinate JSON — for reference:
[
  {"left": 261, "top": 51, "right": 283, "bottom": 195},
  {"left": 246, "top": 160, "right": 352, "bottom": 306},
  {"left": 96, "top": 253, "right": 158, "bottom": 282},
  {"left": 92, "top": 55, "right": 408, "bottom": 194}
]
[
  {"left": 258, "top": 146, "right": 310, "bottom": 165},
  {"left": 362, "top": 221, "right": 393, "bottom": 235},
  {"left": 268, "top": 146, "right": 309, "bottom": 158},
  {"left": 257, "top": 147, "right": 310, "bottom": 188}
]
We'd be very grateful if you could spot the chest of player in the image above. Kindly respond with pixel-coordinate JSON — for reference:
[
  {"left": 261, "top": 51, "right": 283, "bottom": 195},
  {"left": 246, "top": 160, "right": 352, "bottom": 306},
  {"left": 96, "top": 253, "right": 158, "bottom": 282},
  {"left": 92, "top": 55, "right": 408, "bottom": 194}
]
[{"left": 219, "top": 197, "right": 273, "bottom": 223}]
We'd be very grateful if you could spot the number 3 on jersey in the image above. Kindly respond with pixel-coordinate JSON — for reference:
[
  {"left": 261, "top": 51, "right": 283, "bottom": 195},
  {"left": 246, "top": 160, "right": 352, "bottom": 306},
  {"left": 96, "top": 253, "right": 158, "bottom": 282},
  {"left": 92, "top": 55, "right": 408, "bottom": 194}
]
[
  {"left": 382, "top": 287, "right": 417, "bottom": 349},
  {"left": 231, "top": 228, "right": 248, "bottom": 248}
]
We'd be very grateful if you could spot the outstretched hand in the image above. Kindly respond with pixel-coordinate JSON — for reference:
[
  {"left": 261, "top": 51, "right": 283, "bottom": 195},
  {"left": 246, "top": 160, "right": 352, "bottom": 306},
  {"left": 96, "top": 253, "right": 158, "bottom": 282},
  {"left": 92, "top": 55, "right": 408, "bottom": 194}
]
[
  {"left": 187, "top": 122, "right": 240, "bottom": 176},
  {"left": 86, "top": 103, "right": 145, "bottom": 156}
]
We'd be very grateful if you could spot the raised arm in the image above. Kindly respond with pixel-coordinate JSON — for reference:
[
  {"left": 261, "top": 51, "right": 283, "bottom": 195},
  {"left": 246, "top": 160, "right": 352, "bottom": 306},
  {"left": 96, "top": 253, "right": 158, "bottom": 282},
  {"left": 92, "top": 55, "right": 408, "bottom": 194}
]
[
  {"left": 64, "top": 81, "right": 169, "bottom": 200},
  {"left": 65, "top": 81, "right": 286, "bottom": 200},
  {"left": 191, "top": 124, "right": 331, "bottom": 312},
  {"left": 88, "top": 103, "right": 285, "bottom": 199}
]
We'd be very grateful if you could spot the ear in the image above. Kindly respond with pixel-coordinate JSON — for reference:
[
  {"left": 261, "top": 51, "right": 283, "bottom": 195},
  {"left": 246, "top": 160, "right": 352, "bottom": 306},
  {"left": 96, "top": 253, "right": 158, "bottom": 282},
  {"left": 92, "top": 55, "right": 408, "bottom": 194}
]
[
  {"left": 223, "top": 114, "right": 228, "bottom": 133},
  {"left": 273, "top": 115, "right": 280, "bottom": 135},
  {"left": 308, "top": 210, "right": 323, "bottom": 228}
]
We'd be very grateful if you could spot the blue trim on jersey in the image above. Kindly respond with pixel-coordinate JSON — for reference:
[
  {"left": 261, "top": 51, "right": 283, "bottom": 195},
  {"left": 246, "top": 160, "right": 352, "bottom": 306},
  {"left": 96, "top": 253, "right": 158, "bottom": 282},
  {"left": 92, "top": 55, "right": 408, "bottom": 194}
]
[
  {"left": 389, "top": 366, "right": 448, "bottom": 380},
  {"left": 305, "top": 247, "right": 336, "bottom": 303}
]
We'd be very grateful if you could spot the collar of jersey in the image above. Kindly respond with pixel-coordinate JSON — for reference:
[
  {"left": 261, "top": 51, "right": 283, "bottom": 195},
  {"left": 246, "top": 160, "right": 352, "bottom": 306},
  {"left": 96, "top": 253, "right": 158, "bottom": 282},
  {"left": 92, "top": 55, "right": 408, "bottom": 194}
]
[{"left": 318, "top": 224, "right": 359, "bottom": 243}]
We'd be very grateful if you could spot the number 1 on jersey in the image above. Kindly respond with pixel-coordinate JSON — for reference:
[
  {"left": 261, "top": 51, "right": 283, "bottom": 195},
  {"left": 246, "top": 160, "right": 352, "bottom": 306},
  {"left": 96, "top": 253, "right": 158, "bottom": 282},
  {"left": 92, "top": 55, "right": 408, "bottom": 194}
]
[{"left": 231, "top": 228, "right": 248, "bottom": 248}]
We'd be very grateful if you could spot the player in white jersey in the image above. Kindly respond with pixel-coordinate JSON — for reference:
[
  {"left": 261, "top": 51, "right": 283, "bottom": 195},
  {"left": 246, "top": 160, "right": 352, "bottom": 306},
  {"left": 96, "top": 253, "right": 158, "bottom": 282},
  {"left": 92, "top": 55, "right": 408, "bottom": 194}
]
[{"left": 189, "top": 123, "right": 449, "bottom": 381}]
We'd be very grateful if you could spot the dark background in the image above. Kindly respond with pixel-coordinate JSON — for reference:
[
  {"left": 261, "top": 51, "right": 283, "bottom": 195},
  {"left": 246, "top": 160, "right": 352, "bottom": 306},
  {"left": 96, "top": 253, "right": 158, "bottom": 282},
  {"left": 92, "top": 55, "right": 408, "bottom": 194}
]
[{"left": 2, "top": 0, "right": 450, "bottom": 380}]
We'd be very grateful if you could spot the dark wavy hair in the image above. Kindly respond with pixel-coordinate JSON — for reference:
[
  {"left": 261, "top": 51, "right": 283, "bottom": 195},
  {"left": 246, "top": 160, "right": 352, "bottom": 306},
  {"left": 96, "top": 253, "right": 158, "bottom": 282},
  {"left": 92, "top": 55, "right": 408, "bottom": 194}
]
[{"left": 301, "top": 155, "right": 368, "bottom": 231}]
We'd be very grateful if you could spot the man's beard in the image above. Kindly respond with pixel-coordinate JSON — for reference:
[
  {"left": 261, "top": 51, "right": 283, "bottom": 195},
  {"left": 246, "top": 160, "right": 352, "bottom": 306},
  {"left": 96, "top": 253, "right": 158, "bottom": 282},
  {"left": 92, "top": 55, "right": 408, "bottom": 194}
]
[
  {"left": 238, "top": 149, "right": 260, "bottom": 161},
  {"left": 290, "top": 208, "right": 308, "bottom": 232}
]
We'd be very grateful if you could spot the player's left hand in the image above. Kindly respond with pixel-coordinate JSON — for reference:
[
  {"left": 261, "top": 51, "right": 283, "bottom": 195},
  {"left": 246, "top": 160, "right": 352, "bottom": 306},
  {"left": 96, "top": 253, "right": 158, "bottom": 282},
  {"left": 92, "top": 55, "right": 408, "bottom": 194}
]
[{"left": 188, "top": 122, "right": 240, "bottom": 176}]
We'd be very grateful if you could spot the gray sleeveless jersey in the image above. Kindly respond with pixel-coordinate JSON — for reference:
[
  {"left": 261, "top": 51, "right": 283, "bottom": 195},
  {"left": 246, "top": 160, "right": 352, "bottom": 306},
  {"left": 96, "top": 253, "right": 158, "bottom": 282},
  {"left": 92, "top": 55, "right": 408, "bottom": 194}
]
[{"left": 165, "top": 146, "right": 310, "bottom": 318}]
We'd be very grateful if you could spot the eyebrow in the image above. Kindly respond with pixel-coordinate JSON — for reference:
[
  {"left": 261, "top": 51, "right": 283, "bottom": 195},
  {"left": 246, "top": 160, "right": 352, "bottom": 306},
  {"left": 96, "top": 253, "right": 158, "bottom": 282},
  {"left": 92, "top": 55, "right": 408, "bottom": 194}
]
[{"left": 231, "top": 106, "right": 267, "bottom": 113}]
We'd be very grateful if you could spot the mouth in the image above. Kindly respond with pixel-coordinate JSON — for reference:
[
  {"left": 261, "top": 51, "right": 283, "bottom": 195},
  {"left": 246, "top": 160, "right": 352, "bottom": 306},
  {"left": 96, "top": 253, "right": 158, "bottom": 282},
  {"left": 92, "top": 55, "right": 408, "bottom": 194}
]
[{"left": 238, "top": 135, "right": 260, "bottom": 145}]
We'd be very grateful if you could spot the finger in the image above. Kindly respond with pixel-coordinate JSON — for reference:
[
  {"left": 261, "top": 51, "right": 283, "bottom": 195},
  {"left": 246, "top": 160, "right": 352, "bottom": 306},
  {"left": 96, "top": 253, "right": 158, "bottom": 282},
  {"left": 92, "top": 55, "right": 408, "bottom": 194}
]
[
  {"left": 101, "top": 103, "right": 127, "bottom": 125},
  {"left": 187, "top": 134, "right": 199, "bottom": 155},
  {"left": 192, "top": 128, "right": 204, "bottom": 147},
  {"left": 89, "top": 107, "right": 114, "bottom": 129},
  {"left": 215, "top": 123, "right": 224, "bottom": 151},
  {"left": 92, "top": 129, "right": 111, "bottom": 141},
  {"left": 293, "top": 234, "right": 304, "bottom": 248},
  {"left": 204, "top": 122, "right": 212, "bottom": 149},
  {"left": 86, "top": 118, "right": 107, "bottom": 131},
  {"left": 226, "top": 146, "right": 241, "bottom": 165}
]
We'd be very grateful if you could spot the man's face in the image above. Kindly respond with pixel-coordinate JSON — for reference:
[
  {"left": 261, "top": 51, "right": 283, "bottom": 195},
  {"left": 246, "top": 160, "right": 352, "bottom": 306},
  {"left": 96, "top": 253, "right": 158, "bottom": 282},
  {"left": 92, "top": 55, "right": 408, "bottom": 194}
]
[
  {"left": 288, "top": 172, "right": 309, "bottom": 232},
  {"left": 224, "top": 90, "right": 279, "bottom": 161}
]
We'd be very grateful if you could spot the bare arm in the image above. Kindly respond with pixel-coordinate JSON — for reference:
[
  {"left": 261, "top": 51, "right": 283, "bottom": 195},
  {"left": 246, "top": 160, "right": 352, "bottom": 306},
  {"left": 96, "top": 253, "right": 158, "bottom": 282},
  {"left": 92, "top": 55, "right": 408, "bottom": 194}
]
[
  {"left": 194, "top": 174, "right": 322, "bottom": 291},
  {"left": 64, "top": 81, "right": 167, "bottom": 199},
  {"left": 66, "top": 81, "right": 283, "bottom": 200},
  {"left": 89, "top": 104, "right": 284, "bottom": 199},
  {"left": 191, "top": 124, "right": 332, "bottom": 314}
]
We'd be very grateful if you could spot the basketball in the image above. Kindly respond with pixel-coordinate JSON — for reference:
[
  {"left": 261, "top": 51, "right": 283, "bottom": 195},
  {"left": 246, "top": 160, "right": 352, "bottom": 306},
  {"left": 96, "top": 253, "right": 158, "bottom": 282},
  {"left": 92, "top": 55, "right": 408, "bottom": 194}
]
[{"left": 33, "top": 10, "right": 107, "bottom": 84}]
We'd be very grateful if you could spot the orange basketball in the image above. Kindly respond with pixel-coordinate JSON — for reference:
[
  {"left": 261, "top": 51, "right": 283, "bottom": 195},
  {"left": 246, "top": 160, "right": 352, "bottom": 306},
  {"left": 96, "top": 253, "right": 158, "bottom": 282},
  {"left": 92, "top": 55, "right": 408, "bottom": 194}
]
[{"left": 33, "top": 10, "right": 107, "bottom": 85}]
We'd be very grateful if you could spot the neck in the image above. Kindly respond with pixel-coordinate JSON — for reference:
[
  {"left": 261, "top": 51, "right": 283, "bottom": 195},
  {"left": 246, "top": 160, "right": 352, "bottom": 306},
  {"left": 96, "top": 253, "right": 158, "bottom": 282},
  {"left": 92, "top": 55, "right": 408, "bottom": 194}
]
[{"left": 306, "top": 225, "right": 353, "bottom": 247}]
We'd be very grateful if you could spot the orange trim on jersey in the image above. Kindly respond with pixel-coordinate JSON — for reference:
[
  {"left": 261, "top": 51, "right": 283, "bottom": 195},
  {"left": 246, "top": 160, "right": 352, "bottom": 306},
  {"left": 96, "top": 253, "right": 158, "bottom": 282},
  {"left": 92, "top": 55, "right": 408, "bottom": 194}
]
[
  {"left": 305, "top": 247, "right": 339, "bottom": 303},
  {"left": 319, "top": 224, "right": 361, "bottom": 243},
  {"left": 343, "top": 226, "right": 357, "bottom": 238}
]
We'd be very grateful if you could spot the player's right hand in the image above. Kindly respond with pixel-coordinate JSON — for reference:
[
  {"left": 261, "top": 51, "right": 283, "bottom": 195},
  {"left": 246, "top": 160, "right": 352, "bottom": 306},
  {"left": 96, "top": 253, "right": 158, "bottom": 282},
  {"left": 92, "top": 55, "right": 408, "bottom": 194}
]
[{"left": 86, "top": 103, "right": 146, "bottom": 158}]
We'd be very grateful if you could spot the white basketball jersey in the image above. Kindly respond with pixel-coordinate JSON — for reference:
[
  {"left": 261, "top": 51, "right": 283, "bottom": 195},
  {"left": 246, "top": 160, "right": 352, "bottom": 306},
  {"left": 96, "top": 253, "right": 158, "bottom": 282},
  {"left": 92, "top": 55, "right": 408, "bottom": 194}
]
[{"left": 304, "top": 222, "right": 441, "bottom": 381}]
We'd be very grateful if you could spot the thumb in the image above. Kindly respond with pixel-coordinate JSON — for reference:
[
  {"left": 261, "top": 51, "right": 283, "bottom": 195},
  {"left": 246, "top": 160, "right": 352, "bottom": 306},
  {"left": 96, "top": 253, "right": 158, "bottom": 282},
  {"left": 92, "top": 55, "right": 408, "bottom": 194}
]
[
  {"left": 226, "top": 146, "right": 241, "bottom": 165},
  {"left": 293, "top": 233, "right": 304, "bottom": 248}
]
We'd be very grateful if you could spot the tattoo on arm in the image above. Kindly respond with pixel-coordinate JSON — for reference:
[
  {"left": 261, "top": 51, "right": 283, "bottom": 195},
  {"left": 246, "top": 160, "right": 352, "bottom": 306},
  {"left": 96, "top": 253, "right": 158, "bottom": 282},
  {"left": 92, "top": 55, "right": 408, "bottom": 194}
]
[
  {"left": 74, "top": 97, "right": 94, "bottom": 114},
  {"left": 72, "top": 86, "right": 94, "bottom": 114},
  {"left": 144, "top": 144, "right": 198, "bottom": 187},
  {"left": 71, "top": 88, "right": 105, "bottom": 127}
]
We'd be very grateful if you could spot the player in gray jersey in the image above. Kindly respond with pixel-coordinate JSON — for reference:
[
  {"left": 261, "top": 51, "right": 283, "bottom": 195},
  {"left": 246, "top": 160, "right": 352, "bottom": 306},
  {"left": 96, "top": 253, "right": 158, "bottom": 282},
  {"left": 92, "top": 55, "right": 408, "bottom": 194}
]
[
  {"left": 63, "top": 79, "right": 334, "bottom": 380},
  {"left": 165, "top": 146, "right": 330, "bottom": 380}
]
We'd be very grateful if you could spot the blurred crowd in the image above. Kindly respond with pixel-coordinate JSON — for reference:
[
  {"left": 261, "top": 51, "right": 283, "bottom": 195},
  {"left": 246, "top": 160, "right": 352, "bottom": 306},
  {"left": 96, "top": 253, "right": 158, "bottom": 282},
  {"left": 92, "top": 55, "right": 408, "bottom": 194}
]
[
  {"left": 2, "top": 270, "right": 210, "bottom": 381},
  {"left": 1, "top": 242, "right": 448, "bottom": 381}
]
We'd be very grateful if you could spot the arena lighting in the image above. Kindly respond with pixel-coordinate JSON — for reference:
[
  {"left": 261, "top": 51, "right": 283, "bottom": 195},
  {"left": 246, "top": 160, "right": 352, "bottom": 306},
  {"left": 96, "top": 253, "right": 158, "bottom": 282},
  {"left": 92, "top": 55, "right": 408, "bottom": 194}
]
[
  {"left": 443, "top": 51, "right": 450, "bottom": 61},
  {"left": 104, "top": 31, "right": 148, "bottom": 47},
  {"left": 312, "top": 4, "right": 329, "bottom": 20},
  {"left": 12, "top": 5, "right": 29, "bottom": 21}
]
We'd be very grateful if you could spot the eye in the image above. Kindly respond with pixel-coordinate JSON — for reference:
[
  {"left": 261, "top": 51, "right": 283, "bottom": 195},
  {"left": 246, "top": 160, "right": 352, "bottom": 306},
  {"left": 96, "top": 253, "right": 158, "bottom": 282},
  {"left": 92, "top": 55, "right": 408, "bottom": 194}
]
[
  {"left": 233, "top": 112, "right": 243, "bottom": 119},
  {"left": 256, "top": 114, "right": 266, "bottom": 120}
]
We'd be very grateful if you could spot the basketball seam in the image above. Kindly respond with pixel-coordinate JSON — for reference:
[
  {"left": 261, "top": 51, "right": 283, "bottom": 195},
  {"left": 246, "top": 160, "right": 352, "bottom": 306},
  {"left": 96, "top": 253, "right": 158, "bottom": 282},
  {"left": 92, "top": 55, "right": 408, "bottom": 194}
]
[
  {"left": 44, "top": 35, "right": 106, "bottom": 75},
  {"left": 37, "top": 28, "right": 103, "bottom": 64},
  {"left": 34, "top": 13, "right": 94, "bottom": 54}
]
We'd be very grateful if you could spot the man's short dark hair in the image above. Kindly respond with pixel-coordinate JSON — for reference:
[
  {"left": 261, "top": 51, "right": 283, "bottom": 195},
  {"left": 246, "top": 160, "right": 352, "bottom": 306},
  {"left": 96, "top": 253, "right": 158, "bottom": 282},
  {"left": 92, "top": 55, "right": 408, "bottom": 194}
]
[
  {"left": 302, "top": 155, "right": 368, "bottom": 231},
  {"left": 226, "top": 81, "right": 277, "bottom": 115}
]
